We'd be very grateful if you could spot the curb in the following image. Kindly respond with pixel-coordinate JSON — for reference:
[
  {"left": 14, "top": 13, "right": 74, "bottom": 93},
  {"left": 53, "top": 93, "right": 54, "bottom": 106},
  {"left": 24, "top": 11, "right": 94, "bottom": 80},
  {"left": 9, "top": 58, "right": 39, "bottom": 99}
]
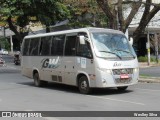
[
  {"left": 139, "top": 77, "right": 160, "bottom": 83},
  {"left": 139, "top": 62, "right": 160, "bottom": 68}
]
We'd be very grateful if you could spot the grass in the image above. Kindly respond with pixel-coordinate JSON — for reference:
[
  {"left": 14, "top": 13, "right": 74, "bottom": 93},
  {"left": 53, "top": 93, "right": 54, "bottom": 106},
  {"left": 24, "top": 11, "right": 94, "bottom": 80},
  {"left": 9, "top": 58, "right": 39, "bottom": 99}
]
[{"left": 140, "top": 74, "right": 154, "bottom": 78}]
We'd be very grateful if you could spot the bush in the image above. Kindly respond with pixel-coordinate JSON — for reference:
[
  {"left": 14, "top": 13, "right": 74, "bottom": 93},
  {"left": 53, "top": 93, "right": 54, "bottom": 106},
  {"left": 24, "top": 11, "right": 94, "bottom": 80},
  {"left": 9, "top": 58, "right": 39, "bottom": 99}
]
[
  {"left": 138, "top": 56, "right": 148, "bottom": 62},
  {"left": 138, "top": 56, "right": 158, "bottom": 62},
  {"left": 0, "top": 37, "right": 10, "bottom": 51},
  {"left": 151, "top": 57, "right": 156, "bottom": 62}
]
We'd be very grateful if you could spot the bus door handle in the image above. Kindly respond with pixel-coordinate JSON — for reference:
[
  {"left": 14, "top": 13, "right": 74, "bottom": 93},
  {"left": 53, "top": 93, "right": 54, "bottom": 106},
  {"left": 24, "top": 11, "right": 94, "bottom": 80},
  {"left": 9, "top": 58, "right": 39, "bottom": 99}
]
[
  {"left": 73, "top": 66, "right": 74, "bottom": 69},
  {"left": 65, "top": 65, "right": 66, "bottom": 68}
]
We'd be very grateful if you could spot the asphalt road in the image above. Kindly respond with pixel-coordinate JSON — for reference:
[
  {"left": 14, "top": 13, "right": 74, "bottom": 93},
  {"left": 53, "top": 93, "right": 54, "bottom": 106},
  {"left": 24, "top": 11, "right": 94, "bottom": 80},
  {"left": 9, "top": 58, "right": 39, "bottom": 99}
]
[
  {"left": 140, "top": 66, "right": 160, "bottom": 77},
  {"left": 1, "top": 64, "right": 160, "bottom": 120},
  {"left": 1, "top": 55, "right": 160, "bottom": 120}
]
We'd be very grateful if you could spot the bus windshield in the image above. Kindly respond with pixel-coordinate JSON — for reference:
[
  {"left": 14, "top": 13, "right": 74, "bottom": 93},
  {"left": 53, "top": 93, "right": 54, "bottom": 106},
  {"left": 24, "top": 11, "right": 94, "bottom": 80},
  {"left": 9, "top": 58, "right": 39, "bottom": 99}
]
[{"left": 91, "top": 32, "right": 136, "bottom": 60}]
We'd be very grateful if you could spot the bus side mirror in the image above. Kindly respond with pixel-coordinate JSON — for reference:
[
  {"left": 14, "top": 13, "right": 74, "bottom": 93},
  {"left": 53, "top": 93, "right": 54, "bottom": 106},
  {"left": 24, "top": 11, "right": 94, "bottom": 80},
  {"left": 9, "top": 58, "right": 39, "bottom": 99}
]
[
  {"left": 79, "top": 36, "right": 85, "bottom": 45},
  {"left": 129, "top": 37, "right": 133, "bottom": 46}
]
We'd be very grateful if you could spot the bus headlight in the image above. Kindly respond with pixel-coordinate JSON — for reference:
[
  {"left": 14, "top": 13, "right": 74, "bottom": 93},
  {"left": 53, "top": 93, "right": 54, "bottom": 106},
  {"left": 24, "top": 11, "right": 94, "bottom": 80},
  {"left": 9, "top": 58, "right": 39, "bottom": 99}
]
[
  {"left": 134, "top": 68, "right": 139, "bottom": 73},
  {"left": 99, "top": 68, "right": 112, "bottom": 74}
]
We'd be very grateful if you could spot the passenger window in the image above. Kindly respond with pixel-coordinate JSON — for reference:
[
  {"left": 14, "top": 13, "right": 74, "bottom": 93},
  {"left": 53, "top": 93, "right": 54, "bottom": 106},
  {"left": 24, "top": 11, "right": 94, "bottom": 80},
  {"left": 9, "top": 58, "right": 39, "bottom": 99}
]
[
  {"left": 77, "top": 40, "right": 93, "bottom": 59},
  {"left": 22, "top": 39, "right": 30, "bottom": 56},
  {"left": 51, "top": 35, "right": 65, "bottom": 56},
  {"left": 29, "top": 38, "right": 40, "bottom": 56},
  {"left": 65, "top": 36, "right": 77, "bottom": 56},
  {"left": 39, "top": 36, "right": 52, "bottom": 56}
]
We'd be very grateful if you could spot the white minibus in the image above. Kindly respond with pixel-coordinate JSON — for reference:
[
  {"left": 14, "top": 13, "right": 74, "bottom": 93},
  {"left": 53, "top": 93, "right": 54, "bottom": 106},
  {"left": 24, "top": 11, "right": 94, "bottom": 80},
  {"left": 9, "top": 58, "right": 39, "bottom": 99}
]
[{"left": 21, "top": 27, "right": 139, "bottom": 94}]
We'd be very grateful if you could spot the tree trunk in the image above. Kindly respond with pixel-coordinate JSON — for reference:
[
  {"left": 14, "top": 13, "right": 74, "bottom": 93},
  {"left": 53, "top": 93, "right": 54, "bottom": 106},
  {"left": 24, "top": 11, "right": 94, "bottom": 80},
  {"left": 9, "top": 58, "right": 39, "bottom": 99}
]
[
  {"left": 122, "top": 0, "right": 142, "bottom": 33},
  {"left": 46, "top": 25, "right": 50, "bottom": 33},
  {"left": 96, "top": 0, "right": 118, "bottom": 30},
  {"left": 7, "top": 16, "right": 23, "bottom": 42},
  {"left": 96, "top": 0, "right": 142, "bottom": 32},
  {"left": 133, "top": 1, "right": 160, "bottom": 42}
]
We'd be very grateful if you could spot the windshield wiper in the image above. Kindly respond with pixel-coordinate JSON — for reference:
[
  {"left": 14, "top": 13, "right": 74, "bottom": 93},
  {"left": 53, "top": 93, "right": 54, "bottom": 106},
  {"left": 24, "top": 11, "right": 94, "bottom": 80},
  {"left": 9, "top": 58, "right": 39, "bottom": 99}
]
[
  {"left": 113, "top": 49, "right": 136, "bottom": 58},
  {"left": 99, "top": 51, "right": 122, "bottom": 59}
]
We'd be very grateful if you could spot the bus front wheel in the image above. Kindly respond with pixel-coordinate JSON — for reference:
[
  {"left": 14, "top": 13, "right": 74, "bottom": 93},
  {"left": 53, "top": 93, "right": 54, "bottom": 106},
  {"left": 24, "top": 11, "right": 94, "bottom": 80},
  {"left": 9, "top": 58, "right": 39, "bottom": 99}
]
[
  {"left": 78, "top": 76, "right": 91, "bottom": 94},
  {"left": 33, "top": 73, "right": 47, "bottom": 87}
]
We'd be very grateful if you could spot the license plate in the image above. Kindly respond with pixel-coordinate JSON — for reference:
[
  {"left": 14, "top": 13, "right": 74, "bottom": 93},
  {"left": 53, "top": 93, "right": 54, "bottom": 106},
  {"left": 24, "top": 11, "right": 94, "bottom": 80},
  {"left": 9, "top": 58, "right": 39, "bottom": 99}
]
[{"left": 120, "top": 74, "right": 129, "bottom": 79}]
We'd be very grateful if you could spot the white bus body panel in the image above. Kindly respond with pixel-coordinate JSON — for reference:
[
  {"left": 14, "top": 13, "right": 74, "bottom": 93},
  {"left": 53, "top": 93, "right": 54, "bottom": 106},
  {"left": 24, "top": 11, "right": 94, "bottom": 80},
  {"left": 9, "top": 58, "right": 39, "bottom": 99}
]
[
  {"left": 94, "top": 58, "right": 139, "bottom": 88},
  {"left": 22, "top": 56, "right": 95, "bottom": 86},
  {"left": 21, "top": 27, "right": 139, "bottom": 89},
  {"left": 22, "top": 55, "right": 139, "bottom": 88}
]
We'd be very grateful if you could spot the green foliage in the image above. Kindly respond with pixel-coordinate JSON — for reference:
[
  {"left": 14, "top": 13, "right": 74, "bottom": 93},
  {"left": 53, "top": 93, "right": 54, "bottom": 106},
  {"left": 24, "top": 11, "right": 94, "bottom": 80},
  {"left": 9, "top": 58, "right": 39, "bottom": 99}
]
[
  {"left": 0, "top": 0, "right": 70, "bottom": 29},
  {"left": 31, "top": 0, "right": 70, "bottom": 26},
  {"left": 0, "top": 37, "right": 10, "bottom": 51},
  {"left": 138, "top": 56, "right": 148, "bottom": 62},
  {"left": 138, "top": 56, "right": 158, "bottom": 62},
  {"left": 63, "top": 0, "right": 108, "bottom": 28}
]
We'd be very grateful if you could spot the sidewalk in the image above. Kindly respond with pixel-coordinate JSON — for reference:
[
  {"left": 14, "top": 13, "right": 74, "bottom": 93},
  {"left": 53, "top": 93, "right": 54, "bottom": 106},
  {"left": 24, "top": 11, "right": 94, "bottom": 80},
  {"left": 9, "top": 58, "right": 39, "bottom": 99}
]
[
  {"left": 139, "top": 62, "right": 160, "bottom": 68},
  {"left": 139, "top": 76, "right": 160, "bottom": 83},
  {"left": 139, "top": 62, "right": 160, "bottom": 83}
]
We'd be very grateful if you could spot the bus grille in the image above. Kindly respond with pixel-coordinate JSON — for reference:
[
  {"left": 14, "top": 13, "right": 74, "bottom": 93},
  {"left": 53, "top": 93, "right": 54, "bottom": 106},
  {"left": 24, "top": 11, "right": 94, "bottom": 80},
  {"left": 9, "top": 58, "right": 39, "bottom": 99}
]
[
  {"left": 112, "top": 68, "right": 133, "bottom": 75},
  {"left": 115, "top": 78, "right": 132, "bottom": 84}
]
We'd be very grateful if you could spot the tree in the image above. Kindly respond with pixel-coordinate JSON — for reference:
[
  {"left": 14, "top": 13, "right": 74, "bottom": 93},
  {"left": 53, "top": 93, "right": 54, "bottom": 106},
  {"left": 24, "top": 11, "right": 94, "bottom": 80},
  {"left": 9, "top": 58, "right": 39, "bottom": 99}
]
[
  {"left": 96, "top": 0, "right": 160, "bottom": 42},
  {"left": 0, "top": 0, "right": 70, "bottom": 42},
  {"left": 133, "top": 0, "right": 160, "bottom": 42},
  {"left": 31, "top": 0, "right": 70, "bottom": 32},
  {"left": 63, "top": 0, "right": 108, "bottom": 28},
  {"left": 0, "top": 37, "right": 10, "bottom": 50}
]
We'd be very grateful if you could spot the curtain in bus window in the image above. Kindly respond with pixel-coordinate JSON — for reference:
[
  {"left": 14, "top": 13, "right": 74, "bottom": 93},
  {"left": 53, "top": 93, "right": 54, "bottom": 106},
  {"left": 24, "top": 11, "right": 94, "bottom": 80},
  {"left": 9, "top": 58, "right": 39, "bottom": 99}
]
[
  {"left": 23, "top": 39, "right": 30, "bottom": 56},
  {"left": 51, "top": 35, "right": 65, "bottom": 56},
  {"left": 39, "top": 36, "right": 52, "bottom": 56},
  {"left": 64, "top": 36, "right": 77, "bottom": 56},
  {"left": 29, "top": 38, "right": 39, "bottom": 56}
]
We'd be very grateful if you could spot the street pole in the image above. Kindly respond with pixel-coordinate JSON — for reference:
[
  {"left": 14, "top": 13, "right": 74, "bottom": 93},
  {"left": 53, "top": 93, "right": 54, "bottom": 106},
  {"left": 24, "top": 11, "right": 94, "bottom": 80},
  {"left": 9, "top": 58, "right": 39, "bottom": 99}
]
[
  {"left": 10, "top": 35, "right": 13, "bottom": 54},
  {"left": 154, "top": 33, "right": 159, "bottom": 63},
  {"left": 147, "top": 28, "right": 150, "bottom": 66},
  {"left": 3, "top": 26, "right": 6, "bottom": 38}
]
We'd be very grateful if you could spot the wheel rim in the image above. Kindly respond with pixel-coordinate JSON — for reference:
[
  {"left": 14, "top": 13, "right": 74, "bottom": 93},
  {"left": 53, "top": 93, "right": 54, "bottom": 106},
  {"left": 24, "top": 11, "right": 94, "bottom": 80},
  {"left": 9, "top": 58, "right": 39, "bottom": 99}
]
[{"left": 81, "top": 80, "right": 88, "bottom": 90}]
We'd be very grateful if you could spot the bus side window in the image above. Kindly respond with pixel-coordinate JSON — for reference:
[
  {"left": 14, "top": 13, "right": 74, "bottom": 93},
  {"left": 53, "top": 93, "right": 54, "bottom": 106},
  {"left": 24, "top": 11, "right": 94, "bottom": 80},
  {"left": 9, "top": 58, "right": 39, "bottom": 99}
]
[
  {"left": 29, "top": 38, "right": 39, "bottom": 56},
  {"left": 77, "top": 40, "right": 93, "bottom": 59},
  {"left": 39, "top": 36, "right": 52, "bottom": 56},
  {"left": 51, "top": 35, "right": 65, "bottom": 56},
  {"left": 22, "top": 39, "right": 30, "bottom": 56},
  {"left": 65, "top": 35, "right": 77, "bottom": 56}
]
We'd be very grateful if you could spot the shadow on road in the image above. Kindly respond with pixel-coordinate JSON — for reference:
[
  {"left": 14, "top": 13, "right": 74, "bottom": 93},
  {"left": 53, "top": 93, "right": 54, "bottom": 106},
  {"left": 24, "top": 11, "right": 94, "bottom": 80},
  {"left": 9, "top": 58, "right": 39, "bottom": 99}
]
[{"left": 17, "top": 81, "right": 133, "bottom": 95}]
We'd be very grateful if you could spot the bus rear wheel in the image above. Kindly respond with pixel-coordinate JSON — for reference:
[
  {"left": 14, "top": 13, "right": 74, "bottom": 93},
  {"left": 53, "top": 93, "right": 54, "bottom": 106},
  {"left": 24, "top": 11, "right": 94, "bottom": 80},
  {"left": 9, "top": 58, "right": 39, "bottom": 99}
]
[
  {"left": 33, "top": 73, "right": 47, "bottom": 87},
  {"left": 78, "top": 76, "right": 91, "bottom": 94},
  {"left": 117, "top": 86, "right": 128, "bottom": 91}
]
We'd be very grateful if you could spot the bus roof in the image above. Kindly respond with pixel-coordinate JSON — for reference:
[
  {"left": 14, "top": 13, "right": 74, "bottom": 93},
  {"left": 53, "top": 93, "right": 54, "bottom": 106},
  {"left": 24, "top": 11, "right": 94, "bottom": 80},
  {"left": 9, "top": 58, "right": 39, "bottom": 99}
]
[{"left": 24, "top": 27, "right": 123, "bottom": 39}]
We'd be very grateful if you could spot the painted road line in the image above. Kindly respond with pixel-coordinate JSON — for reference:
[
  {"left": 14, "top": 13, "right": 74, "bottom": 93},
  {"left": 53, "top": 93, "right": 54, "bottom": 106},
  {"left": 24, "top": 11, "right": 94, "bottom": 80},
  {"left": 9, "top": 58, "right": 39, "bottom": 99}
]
[
  {"left": 88, "top": 95, "right": 145, "bottom": 106},
  {"left": 7, "top": 66, "right": 17, "bottom": 69},
  {"left": 135, "top": 88, "right": 160, "bottom": 92}
]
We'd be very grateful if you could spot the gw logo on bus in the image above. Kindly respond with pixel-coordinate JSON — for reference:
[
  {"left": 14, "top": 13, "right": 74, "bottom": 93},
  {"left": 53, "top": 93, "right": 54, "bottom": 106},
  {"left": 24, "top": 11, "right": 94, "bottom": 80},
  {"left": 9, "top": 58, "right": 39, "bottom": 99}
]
[
  {"left": 41, "top": 57, "right": 60, "bottom": 69},
  {"left": 113, "top": 62, "right": 121, "bottom": 67}
]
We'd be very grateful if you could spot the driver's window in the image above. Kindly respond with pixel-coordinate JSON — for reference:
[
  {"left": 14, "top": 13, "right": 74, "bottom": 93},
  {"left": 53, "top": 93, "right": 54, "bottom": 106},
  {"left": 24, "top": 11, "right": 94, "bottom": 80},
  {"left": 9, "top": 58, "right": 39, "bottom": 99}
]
[{"left": 76, "top": 32, "right": 93, "bottom": 59}]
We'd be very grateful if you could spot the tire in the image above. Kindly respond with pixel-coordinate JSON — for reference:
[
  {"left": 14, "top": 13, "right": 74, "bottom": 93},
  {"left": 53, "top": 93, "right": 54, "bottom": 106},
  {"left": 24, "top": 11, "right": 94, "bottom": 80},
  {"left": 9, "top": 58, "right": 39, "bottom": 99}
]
[
  {"left": 15, "top": 61, "right": 18, "bottom": 65},
  {"left": 117, "top": 86, "right": 128, "bottom": 91},
  {"left": 33, "top": 73, "right": 47, "bottom": 87},
  {"left": 78, "top": 76, "right": 91, "bottom": 94}
]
